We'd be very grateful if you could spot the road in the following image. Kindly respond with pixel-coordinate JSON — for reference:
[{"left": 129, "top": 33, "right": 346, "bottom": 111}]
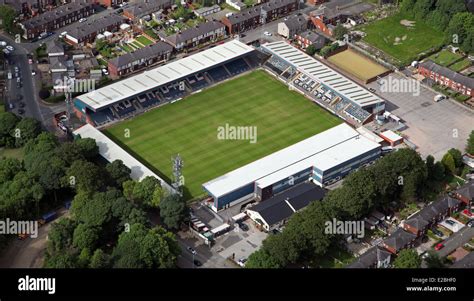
[{"left": 436, "top": 226, "right": 474, "bottom": 257}]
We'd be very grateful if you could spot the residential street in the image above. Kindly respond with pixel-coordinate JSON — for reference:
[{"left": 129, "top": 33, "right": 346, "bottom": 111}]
[{"left": 436, "top": 226, "right": 474, "bottom": 257}]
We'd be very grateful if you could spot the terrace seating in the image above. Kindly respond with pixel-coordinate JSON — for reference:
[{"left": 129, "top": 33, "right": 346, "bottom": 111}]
[
  {"left": 90, "top": 108, "right": 114, "bottom": 126},
  {"left": 187, "top": 73, "right": 208, "bottom": 90},
  {"left": 114, "top": 100, "right": 136, "bottom": 117},
  {"left": 137, "top": 92, "right": 160, "bottom": 109},
  {"left": 225, "top": 58, "right": 249, "bottom": 75},
  {"left": 206, "top": 66, "right": 230, "bottom": 82}
]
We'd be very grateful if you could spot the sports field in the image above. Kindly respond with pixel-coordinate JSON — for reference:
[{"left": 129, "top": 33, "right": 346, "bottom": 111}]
[
  {"left": 105, "top": 70, "right": 341, "bottom": 200},
  {"left": 361, "top": 13, "right": 445, "bottom": 65},
  {"left": 327, "top": 49, "right": 388, "bottom": 83}
]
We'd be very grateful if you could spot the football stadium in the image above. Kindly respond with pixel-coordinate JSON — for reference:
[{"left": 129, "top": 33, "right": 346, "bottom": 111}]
[{"left": 73, "top": 39, "right": 385, "bottom": 211}]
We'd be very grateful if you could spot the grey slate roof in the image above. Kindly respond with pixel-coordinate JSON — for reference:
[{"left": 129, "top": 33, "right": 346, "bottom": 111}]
[
  {"left": 109, "top": 41, "right": 173, "bottom": 68},
  {"left": 404, "top": 216, "right": 429, "bottom": 230},
  {"left": 347, "top": 246, "right": 391, "bottom": 268},
  {"left": 383, "top": 228, "right": 416, "bottom": 252},
  {"left": 21, "top": 0, "right": 93, "bottom": 29},
  {"left": 226, "top": 0, "right": 297, "bottom": 25},
  {"left": 456, "top": 181, "right": 474, "bottom": 200},
  {"left": 249, "top": 182, "right": 326, "bottom": 227},
  {"left": 165, "top": 21, "right": 225, "bottom": 46},
  {"left": 46, "top": 40, "right": 64, "bottom": 54},
  {"left": 420, "top": 60, "right": 474, "bottom": 89},
  {"left": 283, "top": 14, "right": 308, "bottom": 31},
  {"left": 297, "top": 31, "right": 326, "bottom": 49},
  {"left": 67, "top": 13, "right": 125, "bottom": 41},
  {"left": 125, "top": 0, "right": 172, "bottom": 19}
]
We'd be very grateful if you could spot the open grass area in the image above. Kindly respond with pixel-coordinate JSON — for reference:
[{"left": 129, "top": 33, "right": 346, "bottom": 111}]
[
  {"left": 449, "top": 59, "right": 471, "bottom": 72},
  {"left": 313, "top": 247, "right": 355, "bottom": 268},
  {"left": 327, "top": 49, "right": 389, "bottom": 82},
  {"left": 0, "top": 147, "right": 24, "bottom": 160},
  {"left": 105, "top": 70, "right": 341, "bottom": 200},
  {"left": 428, "top": 50, "right": 463, "bottom": 67},
  {"left": 135, "top": 35, "right": 154, "bottom": 46},
  {"left": 121, "top": 44, "right": 134, "bottom": 53},
  {"left": 361, "top": 13, "right": 445, "bottom": 65}
]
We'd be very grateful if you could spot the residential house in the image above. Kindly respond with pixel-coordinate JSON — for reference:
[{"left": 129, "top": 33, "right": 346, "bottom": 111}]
[
  {"left": 418, "top": 60, "right": 474, "bottom": 97},
  {"left": 221, "top": 0, "right": 299, "bottom": 35},
  {"left": 454, "top": 181, "right": 474, "bottom": 205},
  {"left": 65, "top": 13, "right": 125, "bottom": 45},
  {"left": 347, "top": 246, "right": 391, "bottom": 268},
  {"left": 295, "top": 30, "right": 326, "bottom": 50},
  {"left": 382, "top": 227, "right": 417, "bottom": 254},
  {"left": 98, "top": 0, "right": 123, "bottom": 7},
  {"left": 46, "top": 40, "right": 65, "bottom": 57},
  {"left": 246, "top": 182, "right": 326, "bottom": 231},
  {"left": 19, "top": 0, "right": 95, "bottom": 40},
  {"left": 225, "top": 0, "right": 246, "bottom": 11},
  {"left": 164, "top": 21, "right": 226, "bottom": 52},
  {"left": 277, "top": 14, "right": 308, "bottom": 39},
  {"left": 194, "top": 4, "right": 221, "bottom": 18},
  {"left": 3, "top": 0, "right": 59, "bottom": 19},
  {"left": 402, "top": 215, "right": 430, "bottom": 237},
  {"left": 123, "top": 0, "right": 173, "bottom": 22},
  {"left": 108, "top": 41, "right": 173, "bottom": 77}
]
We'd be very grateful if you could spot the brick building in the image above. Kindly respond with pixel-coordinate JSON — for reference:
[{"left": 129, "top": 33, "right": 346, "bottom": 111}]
[
  {"left": 108, "top": 41, "right": 173, "bottom": 77},
  {"left": 418, "top": 60, "right": 474, "bottom": 97},
  {"left": 19, "top": 0, "right": 95, "bottom": 39},
  {"left": 164, "top": 21, "right": 226, "bottom": 52},
  {"left": 221, "top": 0, "right": 299, "bottom": 35},
  {"left": 65, "top": 13, "right": 125, "bottom": 45}
]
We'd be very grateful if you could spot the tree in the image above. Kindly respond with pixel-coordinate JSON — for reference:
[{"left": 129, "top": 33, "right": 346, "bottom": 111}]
[
  {"left": 399, "top": 0, "right": 416, "bottom": 14},
  {"left": 73, "top": 223, "right": 100, "bottom": 251},
  {"left": 0, "top": 112, "right": 19, "bottom": 146},
  {"left": 47, "top": 218, "right": 77, "bottom": 252},
  {"left": 112, "top": 223, "right": 179, "bottom": 268},
  {"left": 447, "top": 148, "right": 463, "bottom": 168},
  {"left": 393, "top": 249, "right": 421, "bottom": 268},
  {"left": 413, "top": 0, "right": 436, "bottom": 20},
  {"left": 106, "top": 160, "right": 131, "bottom": 187},
  {"left": 246, "top": 249, "right": 281, "bottom": 268},
  {"left": 122, "top": 180, "right": 136, "bottom": 201},
  {"left": 441, "top": 153, "right": 455, "bottom": 174},
  {"left": 306, "top": 44, "right": 317, "bottom": 56},
  {"left": 73, "top": 191, "right": 112, "bottom": 227},
  {"left": 466, "top": 130, "right": 474, "bottom": 155},
  {"left": 74, "top": 138, "right": 99, "bottom": 160},
  {"left": 432, "top": 161, "right": 445, "bottom": 181},
  {"left": 333, "top": 24, "right": 348, "bottom": 41},
  {"left": 44, "top": 252, "right": 77, "bottom": 268},
  {"left": 425, "top": 251, "right": 446, "bottom": 268},
  {"left": 132, "top": 176, "right": 161, "bottom": 207},
  {"left": 56, "top": 142, "right": 85, "bottom": 165},
  {"left": 0, "top": 158, "right": 22, "bottom": 184},
  {"left": 89, "top": 249, "right": 110, "bottom": 268},
  {"left": 0, "top": 5, "right": 16, "bottom": 33},
  {"left": 159, "top": 193, "right": 186, "bottom": 229},
  {"left": 13, "top": 118, "right": 42, "bottom": 147},
  {"left": 65, "top": 160, "right": 104, "bottom": 193}
]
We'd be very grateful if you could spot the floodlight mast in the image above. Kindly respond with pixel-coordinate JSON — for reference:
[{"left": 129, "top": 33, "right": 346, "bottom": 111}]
[{"left": 172, "top": 154, "right": 184, "bottom": 196}]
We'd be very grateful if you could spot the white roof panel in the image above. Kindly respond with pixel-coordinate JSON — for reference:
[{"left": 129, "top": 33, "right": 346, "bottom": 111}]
[
  {"left": 203, "top": 123, "right": 360, "bottom": 198},
  {"left": 75, "top": 40, "right": 255, "bottom": 110},
  {"left": 73, "top": 124, "right": 174, "bottom": 192},
  {"left": 261, "top": 41, "right": 384, "bottom": 109}
]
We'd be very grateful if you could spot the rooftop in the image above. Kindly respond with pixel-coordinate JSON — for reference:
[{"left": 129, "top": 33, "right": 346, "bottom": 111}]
[
  {"left": 247, "top": 182, "right": 326, "bottom": 226},
  {"left": 420, "top": 60, "right": 474, "bottom": 89},
  {"left": 74, "top": 39, "right": 255, "bottom": 111},
  {"left": 261, "top": 41, "right": 384, "bottom": 109},
  {"left": 203, "top": 123, "right": 381, "bottom": 198},
  {"left": 109, "top": 41, "right": 173, "bottom": 68},
  {"left": 165, "top": 21, "right": 225, "bottom": 46},
  {"left": 226, "top": 0, "right": 297, "bottom": 25},
  {"left": 66, "top": 13, "right": 125, "bottom": 41}
]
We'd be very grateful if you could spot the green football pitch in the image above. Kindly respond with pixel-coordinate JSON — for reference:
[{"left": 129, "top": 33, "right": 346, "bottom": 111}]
[{"left": 105, "top": 70, "right": 341, "bottom": 200}]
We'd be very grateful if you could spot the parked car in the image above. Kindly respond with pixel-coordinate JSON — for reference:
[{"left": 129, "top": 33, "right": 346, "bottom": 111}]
[
  {"left": 18, "top": 102, "right": 25, "bottom": 108},
  {"left": 193, "top": 259, "right": 202, "bottom": 267},
  {"left": 435, "top": 243, "right": 444, "bottom": 251},
  {"left": 6, "top": 45, "right": 14, "bottom": 51},
  {"left": 445, "top": 220, "right": 455, "bottom": 226},
  {"left": 237, "top": 258, "right": 247, "bottom": 267},
  {"left": 462, "top": 209, "right": 472, "bottom": 217},
  {"left": 18, "top": 108, "right": 25, "bottom": 115},
  {"left": 238, "top": 222, "right": 249, "bottom": 231},
  {"left": 263, "top": 31, "right": 272, "bottom": 36},
  {"left": 28, "top": 58, "right": 33, "bottom": 65},
  {"left": 187, "top": 246, "right": 196, "bottom": 255},
  {"left": 368, "top": 87, "right": 376, "bottom": 93},
  {"left": 79, "top": 18, "right": 87, "bottom": 23},
  {"left": 467, "top": 220, "right": 474, "bottom": 228},
  {"left": 432, "top": 228, "right": 444, "bottom": 237},
  {"left": 31, "top": 70, "right": 36, "bottom": 76}
]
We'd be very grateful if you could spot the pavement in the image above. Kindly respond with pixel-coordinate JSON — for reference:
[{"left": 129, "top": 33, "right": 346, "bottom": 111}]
[
  {"left": 366, "top": 72, "right": 474, "bottom": 160},
  {"left": 435, "top": 225, "right": 474, "bottom": 257}
]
